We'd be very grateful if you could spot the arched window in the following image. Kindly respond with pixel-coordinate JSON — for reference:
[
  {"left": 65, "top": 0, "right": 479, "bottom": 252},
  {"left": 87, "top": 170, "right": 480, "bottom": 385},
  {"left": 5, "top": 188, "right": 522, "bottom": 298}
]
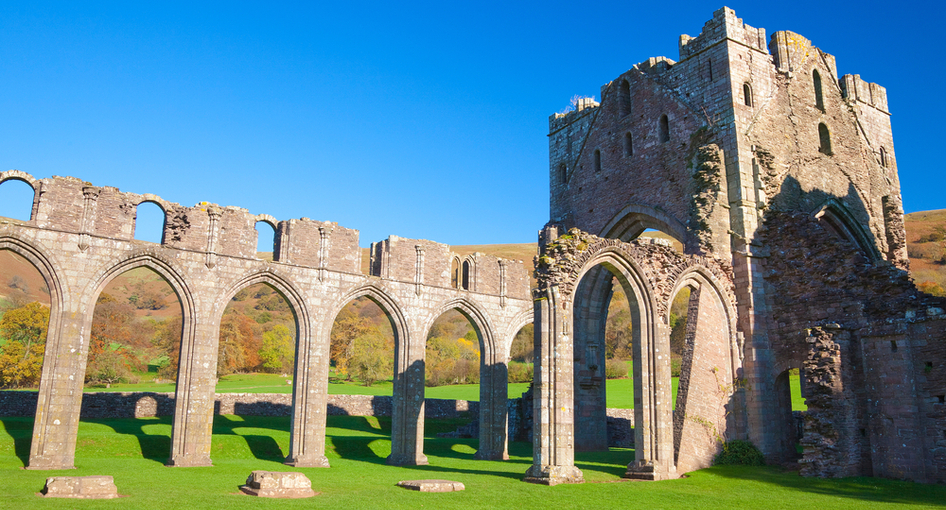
[
  {"left": 594, "top": 149, "right": 602, "bottom": 172},
  {"left": 0, "top": 178, "right": 35, "bottom": 221},
  {"left": 813, "top": 69, "right": 824, "bottom": 111},
  {"left": 451, "top": 257, "right": 460, "bottom": 288},
  {"left": 624, "top": 132, "right": 633, "bottom": 157},
  {"left": 558, "top": 163, "right": 567, "bottom": 185},
  {"left": 659, "top": 114, "right": 670, "bottom": 143},
  {"left": 134, "top": 201, "right": 166, "bottom": 244},
  {"left": 255, "top": 221, "right": 276, "bottom": 260},
  {"left": 880, "top": 147, "right": 888, "bottom": 168},
  {"left": 818, "top": 123, "right": 832, "bottom": 155},
  {"left": 743, "top": 82, "right": 753, "bottom": 107},
  {"left": 461, "top": 260, "right": 472, "bottom": 290},
  {"left": 619, "top": 79, "right": 632, "bottom": 116}
]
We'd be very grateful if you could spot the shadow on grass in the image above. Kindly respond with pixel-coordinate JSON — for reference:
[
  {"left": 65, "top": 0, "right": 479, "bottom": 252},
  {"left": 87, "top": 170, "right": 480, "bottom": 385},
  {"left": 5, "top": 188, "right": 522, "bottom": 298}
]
[
  {"left": 0, "top": 417, "right": 33, "bottom": 466},
  {"left": 575, "top": 448, "right": 635, "bottom": 478},
  {"left": 707, "top": 465, "right": 946, "bottom": 507}
]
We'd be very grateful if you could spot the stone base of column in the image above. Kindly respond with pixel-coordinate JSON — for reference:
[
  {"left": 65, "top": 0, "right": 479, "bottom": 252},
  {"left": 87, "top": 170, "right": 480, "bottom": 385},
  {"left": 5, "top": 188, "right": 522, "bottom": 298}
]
[
  {"left": 624, "top": 460, "right": 676, "bottom": 480},
  {"left": 26, "top": 456, "right": 76, "bottom": 471},
  {"left": 283, "top": 454, "right": 330, "bottom": 468},
  {"left": 523, "top": 464, "right": 584, "bottom": 485},
  {"left": 166, "top": 454, "right": 212, "bottom": 467},
  {"left": 473, "top": 449, "right": 508, "bottom": 461},
  {"left": 387, "top": 453, "right": 428, "bottom": 466}
]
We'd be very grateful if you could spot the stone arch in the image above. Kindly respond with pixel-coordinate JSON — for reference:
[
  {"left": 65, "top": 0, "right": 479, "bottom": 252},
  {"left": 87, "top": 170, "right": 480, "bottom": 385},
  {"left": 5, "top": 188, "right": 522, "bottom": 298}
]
[
  {"left": 0, "top": 170, "right": 40, "bottom": 222},
  {"left": 813, "top": 199, "right": 882, "bottom": 262},
  {"left": 327, "top": 284, "right": 422, "bottom": 465},
  {"left": 504, "top": 307, "right": 535, "bottom": 360},
  {"left": 215, "top": 269, "right": 321, "bottom": 466},
  {"left": 424, "top": 297, "right": 507, "bottom": 459},
  {"left": 666, "top": 264, "right": 740, "bottom": 473},
  {"left": 84, "top": 250, "right": 199, "bottom": 466},
  {"left": 132, "top": 198, "right": 169, "bottom": 244},
  {"left": 529, "top": 232, "right": 678, "bottom": 484},
  {"left": 599, "top": 203, "right": 689, "bottom": 246},
  {"left": 0, "top": 236, "right": 72, "bottom": 469}
]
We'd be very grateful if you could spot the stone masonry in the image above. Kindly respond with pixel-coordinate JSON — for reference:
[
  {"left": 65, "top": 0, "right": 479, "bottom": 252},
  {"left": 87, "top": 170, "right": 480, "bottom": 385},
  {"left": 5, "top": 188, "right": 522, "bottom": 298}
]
[
  {"left": 537, "top": 7, "right": 945, "bottom": 484},
  {"left": 0, "top": 169, "right": 532, "bottom": 471}
]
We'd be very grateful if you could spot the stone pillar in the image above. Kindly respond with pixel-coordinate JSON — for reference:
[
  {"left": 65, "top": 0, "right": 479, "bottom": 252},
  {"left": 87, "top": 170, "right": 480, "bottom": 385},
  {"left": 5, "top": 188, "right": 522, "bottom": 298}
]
[
  {"left": 285, "top": 322, "right": 330, "bottom": 468},
  {"left": 28, "top": 311, "right": 85, "bottom": 470},
  {"left": 573, "top": 266, "right": 610, "bottom": 452},
  {"left": 388, "top": 326, "right": 426, "bottom": 466},
  {"left": 168, "top": 311, "right": 215, "bottom": 467},
  {"left": 475, "top": 354, "right": 509, "bottom": 460},
  {"left": 625, "top": 315, "right": 674, "bottom": 480},
  {"left": 524, "top": 286, "right": 584, "bottom": 485}
]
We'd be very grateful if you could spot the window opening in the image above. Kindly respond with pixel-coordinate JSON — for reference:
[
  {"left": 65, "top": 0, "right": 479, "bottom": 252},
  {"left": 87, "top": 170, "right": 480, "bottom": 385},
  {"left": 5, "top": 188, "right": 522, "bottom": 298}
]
[
  {"left": 558, "top": 163, "right": 567, "bottom": 185},
  {"left": 461, "top": 260, "right": 471, "bottom": 290},
  {"left": 743, "top": 83, "right": 753, "bottom": 107},
  {"left": 134, "top": 201, "right": 166, "bottom": 244},
  {"left": 659, "top": 115, "right": 670, "bottom": 143},
  {"left": 818, "top": 123, "right": 832, "bottom": 155},
  {"left": 0, "top": 179, "right": 35, "bottom": 221},
  {"left": 594, "top": 149, "right": 602, "bottom": 173},
  {"left": 624, "top": 132, "right": 633, "bottom": 157},
  {"left": 813, "top": 70, "right": 825, "bottom": 111},
  {"left": 255, "top": 221, "right": 276, "bottom": 260},
  {"left": 620, "top": 79, "right": 632, "bottom": 116},
  {"left": 880, "top": 147, "right": 888, "bottom": 168}
]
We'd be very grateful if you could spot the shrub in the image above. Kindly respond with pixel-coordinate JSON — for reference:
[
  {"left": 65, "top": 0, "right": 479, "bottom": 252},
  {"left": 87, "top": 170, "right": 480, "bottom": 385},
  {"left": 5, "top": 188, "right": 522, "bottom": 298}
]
[
  {"left": 508, "top": 361, "right": 533, "bottom": 383},
  {"left": 605, "top": 359, "right": 628, "bottom": 379},
  {"left": 714, "top": 439, "right": 765, "bottom": 466},
  {"left": 671, "top": 357, "right": 682, "bottom": 377}
]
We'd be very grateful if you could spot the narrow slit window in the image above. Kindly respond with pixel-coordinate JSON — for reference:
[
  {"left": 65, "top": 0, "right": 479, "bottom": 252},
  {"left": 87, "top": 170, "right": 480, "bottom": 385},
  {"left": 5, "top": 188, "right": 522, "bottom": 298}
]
[
  {"left": 813, "top": 69, "right": 825, "bottom": 111},
  {"left": 620, "top": 79, "right": 632, "bottom": 116},
  {"left": 594, "top": 149, "right": 602, "bottom": 172},
  {"left": 451, "top": 258, "right": 460, "bottom": 288},
  {"left": 744, "top": 83, "right": 753, "bottom": 107},
  {"left": 880, "top": 147, "right": 888, "bottom": 168},
  {"left": 818, "top": 123, "right": 832, "bottom": 155},
  {"left": 461, "top": 260, "right": 471, "bottom": 290},
  {"left": 624, "top": 132, "right": 633, "bottom": 157},
  {"left": 558, "top": 163, "right": 567, "bottom": 184},
  {"left": 659, "top": 114, "right": 670, "bottom": 143}
]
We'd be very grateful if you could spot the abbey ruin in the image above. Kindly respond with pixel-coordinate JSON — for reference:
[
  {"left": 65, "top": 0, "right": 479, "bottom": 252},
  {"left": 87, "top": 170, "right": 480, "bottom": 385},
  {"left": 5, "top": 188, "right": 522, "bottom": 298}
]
[
  {"left": 528, "top": 7, "right": 945, "bottom": 484},
  {"left": 1, "top": 6, "right": 943, "bottom": 488}
]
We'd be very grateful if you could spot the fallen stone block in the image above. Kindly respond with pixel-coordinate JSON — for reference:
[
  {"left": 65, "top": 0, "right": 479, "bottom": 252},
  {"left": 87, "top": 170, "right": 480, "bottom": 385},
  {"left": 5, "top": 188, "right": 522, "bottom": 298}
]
[
  {"left": 240, "top": 471, "right": 316, "bottom": 498},
  {"left": 40, "top": 476, "right": 120, "bottom": 499},
  {"left": 396, "top": 479, "right": 465, "bottom": 492}
]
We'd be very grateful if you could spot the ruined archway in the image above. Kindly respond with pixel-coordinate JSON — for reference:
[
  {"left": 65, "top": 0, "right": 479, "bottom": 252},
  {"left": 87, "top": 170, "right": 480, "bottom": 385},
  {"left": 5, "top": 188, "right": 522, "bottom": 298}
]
[
  {"left": 326, "top": 285, "right": 417, "bottom": 465},
  {"left": 527, "top": 226, "right": 737, "bottom": 485},
  {"left": 214, "top": 270, "right": 319, "bottom": 466},
  {"left": 423, "top": 297, "right": 506, "bottom": 460}
]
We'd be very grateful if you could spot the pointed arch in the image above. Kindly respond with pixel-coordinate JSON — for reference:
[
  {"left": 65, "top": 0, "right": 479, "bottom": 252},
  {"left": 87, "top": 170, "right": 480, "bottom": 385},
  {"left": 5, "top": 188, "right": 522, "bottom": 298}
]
[
  {"left": 599, "top": 203, "right": 689, "bottom": 246},
  {"left": 0, "top": 171, "right": 40, "bottom": 222},
  {"left": 813, "top": 199, "right": 882, "bottom": 262}
]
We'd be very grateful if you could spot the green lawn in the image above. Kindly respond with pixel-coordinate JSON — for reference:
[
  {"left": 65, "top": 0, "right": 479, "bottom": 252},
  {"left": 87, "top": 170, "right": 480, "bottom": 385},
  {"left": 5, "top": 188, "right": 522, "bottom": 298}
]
[{"left": 1, "top": 415, "right": 943, "bottom": 509}]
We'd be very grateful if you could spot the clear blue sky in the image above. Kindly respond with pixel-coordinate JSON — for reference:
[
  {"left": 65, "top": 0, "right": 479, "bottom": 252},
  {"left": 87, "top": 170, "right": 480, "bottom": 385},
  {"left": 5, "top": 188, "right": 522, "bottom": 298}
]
[{"left": 1, "top": 1, "right": 942, "bottom": 248}]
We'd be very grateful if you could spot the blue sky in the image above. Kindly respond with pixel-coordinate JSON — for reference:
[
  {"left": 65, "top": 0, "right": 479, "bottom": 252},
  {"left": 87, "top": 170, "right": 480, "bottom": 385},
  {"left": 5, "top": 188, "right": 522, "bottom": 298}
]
[{"left": 1, "top": 1, "right": 942, "bottom": 248}]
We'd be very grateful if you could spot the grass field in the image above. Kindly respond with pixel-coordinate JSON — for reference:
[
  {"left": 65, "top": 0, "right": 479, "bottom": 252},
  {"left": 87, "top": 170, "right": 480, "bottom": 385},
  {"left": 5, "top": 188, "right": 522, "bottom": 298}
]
[{"left": 1, "top": 415, "right": 943, "bottom": 509}]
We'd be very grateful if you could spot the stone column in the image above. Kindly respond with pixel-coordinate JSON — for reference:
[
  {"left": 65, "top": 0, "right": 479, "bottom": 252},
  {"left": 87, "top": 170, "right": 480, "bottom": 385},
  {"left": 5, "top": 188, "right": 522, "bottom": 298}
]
[
  {"left": 388, "top": 325, "right": 426, "bottom": 466},
  {"left": 167, "top": 307, "right": 215, "bottom": 467},
  {"left": 28, "top": 310, "right": 85, "bottom": 470},
  {"left": 524, "top": 286, "right": 584, "bottom": 485},
  {"left": 475, "top": 351, "right": 509, "bottom": 460},
  {"left": 285, "top": 321, "right": 330, "bottom": 468}
]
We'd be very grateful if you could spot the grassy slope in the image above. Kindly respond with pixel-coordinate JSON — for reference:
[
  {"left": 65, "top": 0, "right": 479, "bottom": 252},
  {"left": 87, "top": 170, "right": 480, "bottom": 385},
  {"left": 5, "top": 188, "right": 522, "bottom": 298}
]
[{"left": 1, "top": 415, "right": 943, "bottom": 509}]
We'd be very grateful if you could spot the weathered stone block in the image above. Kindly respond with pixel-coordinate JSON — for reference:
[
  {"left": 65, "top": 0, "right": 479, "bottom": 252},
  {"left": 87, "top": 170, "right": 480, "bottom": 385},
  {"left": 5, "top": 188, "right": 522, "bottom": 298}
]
[
  {"left": 240, "top": 471, "right": 316, "bottom": 498},
  {"left": 40, "top": 476, "right": 120, "bottom": 499},
  {"left": 396, "top": 479, "right": 465, "bottom": 492}
]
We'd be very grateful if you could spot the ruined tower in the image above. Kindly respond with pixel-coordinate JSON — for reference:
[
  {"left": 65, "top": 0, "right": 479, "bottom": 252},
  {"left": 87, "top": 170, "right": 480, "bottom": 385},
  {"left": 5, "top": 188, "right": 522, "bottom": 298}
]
[{"left": 533, "top": 7, "right": 945, "bottom": 483}]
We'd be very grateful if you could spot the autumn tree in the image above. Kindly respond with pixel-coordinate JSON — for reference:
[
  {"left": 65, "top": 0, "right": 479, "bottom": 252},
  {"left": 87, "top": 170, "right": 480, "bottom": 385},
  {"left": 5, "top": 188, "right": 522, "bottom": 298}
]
[
  {"left": 259, "top": 324, "right": 294, "bottom": 373},
  {"left": 349, "top": 329, "right": 393, "bottom": 387},
  {"left": 0, "top": 301, "right": 50, "bottom": 388},
  {"left": 330, "top": 308, "right": 371, "bottom": 380}
]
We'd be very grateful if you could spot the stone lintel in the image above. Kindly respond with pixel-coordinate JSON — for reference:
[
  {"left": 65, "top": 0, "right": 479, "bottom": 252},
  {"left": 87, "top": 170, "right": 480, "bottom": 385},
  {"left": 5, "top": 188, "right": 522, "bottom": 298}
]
[
  {"left": 40, "top": 476, "right": 120, "bottom": 499},
  {"left": 240, "top": 471, "right": 316, "bottom": 498},
  {"left": 397, "top": 479, "right": 465, "bottom": 492},
  {"left": 523, "top": 464, "right": 584, "bottom": 485}
]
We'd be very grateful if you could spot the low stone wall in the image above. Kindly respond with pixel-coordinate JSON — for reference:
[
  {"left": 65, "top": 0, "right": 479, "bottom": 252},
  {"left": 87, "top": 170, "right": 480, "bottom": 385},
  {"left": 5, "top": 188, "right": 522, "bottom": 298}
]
[{"left": 0, "top": 391, "right": 478, "bottom": 419}]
